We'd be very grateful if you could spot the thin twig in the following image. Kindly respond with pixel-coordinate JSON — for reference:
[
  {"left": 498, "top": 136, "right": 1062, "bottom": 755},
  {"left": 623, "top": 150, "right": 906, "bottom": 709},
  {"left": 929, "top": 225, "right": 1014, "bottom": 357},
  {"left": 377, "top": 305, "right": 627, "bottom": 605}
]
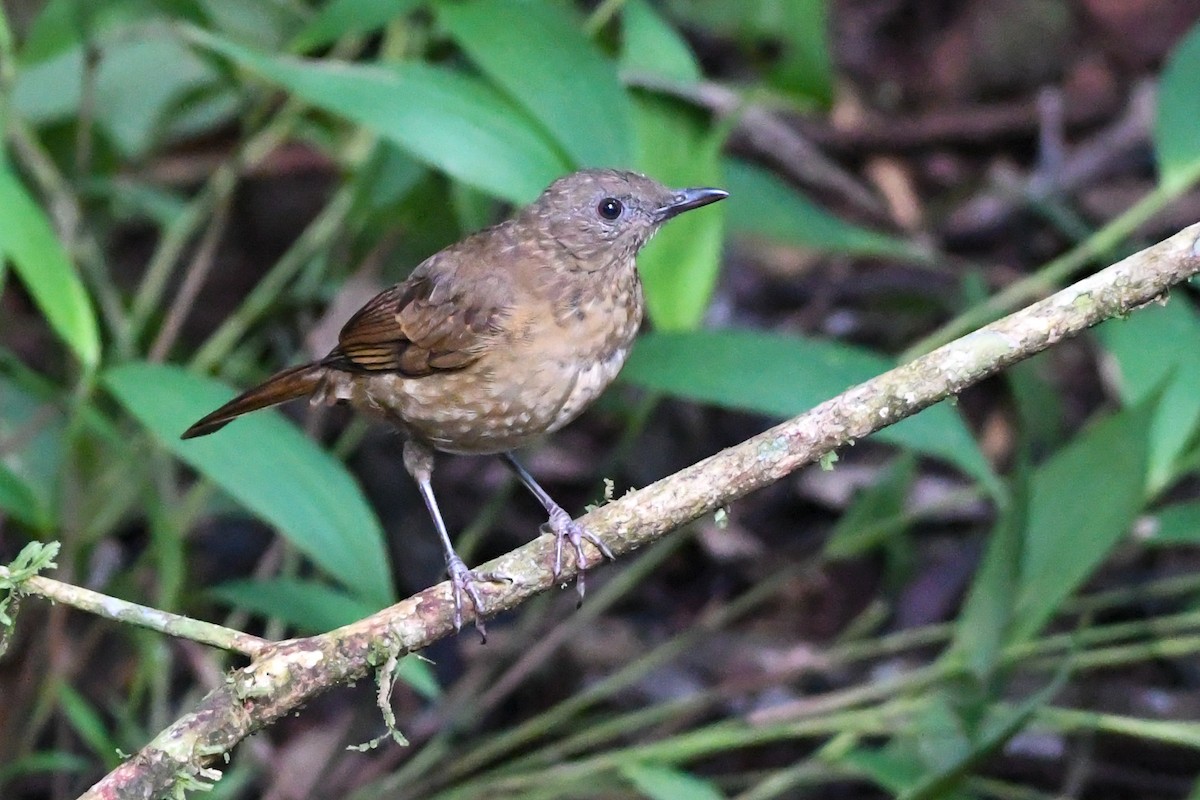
[
  {"left": 1, "top": 567, "right": 267, "bottom": 657},
  {"left": 148, "top": 190, "right": 235, "bottom": 361}
]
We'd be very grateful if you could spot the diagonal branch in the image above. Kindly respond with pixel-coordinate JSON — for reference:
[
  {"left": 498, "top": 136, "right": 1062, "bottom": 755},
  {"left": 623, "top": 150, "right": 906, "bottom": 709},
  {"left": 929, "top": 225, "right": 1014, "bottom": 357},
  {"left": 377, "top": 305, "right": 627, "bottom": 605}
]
[{"left": 80, "top": 222, "right": 1200, "bottom": 800}]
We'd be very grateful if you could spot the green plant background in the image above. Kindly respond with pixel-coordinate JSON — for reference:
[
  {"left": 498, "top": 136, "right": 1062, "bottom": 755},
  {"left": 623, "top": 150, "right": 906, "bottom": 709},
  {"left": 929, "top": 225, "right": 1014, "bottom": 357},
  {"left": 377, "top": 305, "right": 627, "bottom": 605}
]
[{"left": 3, "top": 1, "right": 1200, "bottom": 798}]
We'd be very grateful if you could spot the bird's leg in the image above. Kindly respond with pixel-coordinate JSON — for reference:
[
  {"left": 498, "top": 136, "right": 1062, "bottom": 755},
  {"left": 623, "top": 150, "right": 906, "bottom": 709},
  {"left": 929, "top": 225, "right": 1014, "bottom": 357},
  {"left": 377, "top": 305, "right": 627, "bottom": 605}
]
[
  {"left": 404, "top": 441, "right": 509, "bottom": 641},
  {"left": 503, "top": 452, "right": 615, "bottom": 601}
]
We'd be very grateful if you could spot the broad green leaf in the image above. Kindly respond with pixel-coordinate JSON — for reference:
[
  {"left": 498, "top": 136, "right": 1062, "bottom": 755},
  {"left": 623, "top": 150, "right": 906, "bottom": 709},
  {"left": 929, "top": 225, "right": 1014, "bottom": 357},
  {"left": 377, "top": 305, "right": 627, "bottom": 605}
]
[
  {"left": 767, "top": 0, "right": 833, "bottom": 105},
  {"left": 623, "top": 330, "right": 998, "bottom": 492},
  {"left": 198, "top": 0, "right": 298, "bottom": 50},
  {"left": 104, "top": 362, "right": 394, "bottom": 607},
  {"left": 0, "top": 468, "right": 46, "bottom": 531},
  {"left": 211, "top": 577, "right": 378, "bottom": 632},
  {"left": 1005, "top": 355, "right": 1067, "bottom": 455},
  {"left": 1155, "top": 19, "right": 1200, "bottom": 189},
  {"left": 0, "top": 370, "right": 64, "bottom": 533},
  {"left": 824, "top": 453, "right": 915, "bottom": 559},
  {"left": 620, "top": 0, "right": 701, "bottom": 84},
  {"left": 839, "top": 746, "right": 926, "bottom": 795},
  {"left": 0, "top": 169, "right": 99, "bottom": 368},
  {"left": 15, "top": 26, "right": 222, "bottom": 157},
  {"left": 1097, "top": 299, "right": 1200, "bottom": 494},
  {"left": 912, "top": 695, "right": 972, "bottom": 775},
  {"left": 900, "top": 674, "right": 1066, "bottom": 800},
  {"left": 663, "top": 0, "right": 832, "bottom": 104},
  {"left": 1143, "top": 500, "right": 1200, "bottom": 547},
  {"left": 1012, "top": 401, "right": 1153, "bottom": 641},
  {"left": 952, "top": 465, "right": 1027, "bottom": 681},
  {"left": 0, "top": 376, "right": 65, "bottom": 531},
  {"left": 724, "top": 159, "right": 927, "bottom": 261},
  {"left": 17, "top": 0, "right": 149, "bottom": 64},
  {"left": 188, "top": 28, "right": 568, "bottom": 203},
  {"left": 354, "top": 142, "right": 427, "bottom": 216},
  {"left": 634, "top": 96, "right": 725, "bottom": 330},
  {"left": 94, "top": 36, "right": 222, "bottom": 157},
  {"left": 395, "top": 653, "right": 440, "bottom": 701},
  {"left": 439, "top": 0, "right": 634, "bottom": 168},
  {"left": 619, "top": 762, "right": 724, "bottom": 800},
  {"left": 291, "top": 0, "right": 427, "bottom": 52}
]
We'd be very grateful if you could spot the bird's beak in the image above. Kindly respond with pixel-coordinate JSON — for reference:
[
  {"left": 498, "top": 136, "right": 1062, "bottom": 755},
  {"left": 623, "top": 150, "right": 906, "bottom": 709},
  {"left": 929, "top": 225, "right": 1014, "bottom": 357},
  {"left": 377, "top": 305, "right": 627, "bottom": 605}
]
[{"left": 655, "top": 187, "right": 729, "bottom": 222}]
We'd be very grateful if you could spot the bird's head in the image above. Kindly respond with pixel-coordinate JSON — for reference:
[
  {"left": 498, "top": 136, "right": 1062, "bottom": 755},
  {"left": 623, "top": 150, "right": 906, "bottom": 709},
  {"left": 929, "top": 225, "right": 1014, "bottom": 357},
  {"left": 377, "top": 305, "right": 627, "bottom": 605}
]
[{"left": 520, "top": 169, "right": 727, "bottom": 270}]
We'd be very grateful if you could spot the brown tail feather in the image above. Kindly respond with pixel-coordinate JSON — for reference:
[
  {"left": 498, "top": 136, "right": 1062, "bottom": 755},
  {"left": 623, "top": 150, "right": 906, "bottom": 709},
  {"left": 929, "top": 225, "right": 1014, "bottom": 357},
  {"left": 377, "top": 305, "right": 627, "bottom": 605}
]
[{"left": 181, "top": 363, "right": 327, "bottom": 440}]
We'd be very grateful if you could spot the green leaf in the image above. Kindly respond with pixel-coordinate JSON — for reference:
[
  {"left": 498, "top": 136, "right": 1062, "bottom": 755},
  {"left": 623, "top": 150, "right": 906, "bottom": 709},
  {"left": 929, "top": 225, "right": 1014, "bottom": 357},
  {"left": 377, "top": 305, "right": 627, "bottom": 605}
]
[
  {"left": 620, "top": 0, "right": 701, "bottom": 84},
  {"left": 0, "top": 468, "right": 46, "bottom": 530},
  {"left": 633, "top": 96, "right": 725, "bottom": 330},
  {"left": 0, "top": 168, "right": 100, "bottom": 368},
  {"left": 900, "top": 673, "right": 1066, "bottom": 800},
  {"left": 839, "top": 746, "right": 927, "bottom": 795},
  {"left": 623, "top": 330, "right": 998, "bottom": 492},
  {"left": 723, "top": 159, "right": 926, "bottom": 261},
  {"left": 395, "top": 653, "right": 440, "bottom": 701},
  {"left": 17, "top": 0, "right": 147, "bottom": 64},
  {"left": 438, "top": 0, "right": 635, "bottom": 168},
  {"left": 766, "top": 0, "right": 833, "bottom": 105},
  {"left": 104, "top": 363, "right": 394, "bottom": 607},
  {"left": 1005, "top": 355, "right": 1067, "bottom": 455},
  {"left": 210, "top": 577, "right": 377, "bottom": 632},
  {"left": 0, "top": 368, "right": 68, "bottom": 533},
  {"left": 619, "top": 762, "right": 724, "bottom": 800},
  {"left": 91, "top": 35, "right": 220, "bottom": 157},
  {"left": 662, "top": 0, "right": 832, "bottom": 104},
  {"left": 292, "top": 0, "right": 426, "bottom": 52},
  {"left": 15, "top": 24, "right": 223, "bottom": 158},
  {"left": 198, "top": 0, "right": 299, "bottom": 50},
  {"left": 1096, "top": 299, "right": 1200, "bottom": 494},
  {"left": 1142, "top": 500, "right": 1200, "bottom": 547},
  {"left": 1, "top": 543, "right": 61, "bottom": 615},
  {"left": 824, "top": 453, "right": 915, "bottom": 559},
  {"left": 188, "top": 28, "right": 568, "bottom": 203},
  {"left": 1011, "top": 401, "right": 1154, "bottom": 641},
  {"left": 1155, "top": 18, "right": 1200, "bottom": 189},
  {"left": 911, "top": 694, "right": 972, "bottom": 775},
  {"left": 952, "top": 465, "right": 1028, "bottom": 681}
]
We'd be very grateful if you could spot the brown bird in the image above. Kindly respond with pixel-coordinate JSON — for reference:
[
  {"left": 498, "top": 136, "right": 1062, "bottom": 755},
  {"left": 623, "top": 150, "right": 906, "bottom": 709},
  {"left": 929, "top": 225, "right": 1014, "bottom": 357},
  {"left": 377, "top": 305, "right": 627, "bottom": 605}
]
[{"left": 182, "top": 169, "right": 727, "bottom": 636}]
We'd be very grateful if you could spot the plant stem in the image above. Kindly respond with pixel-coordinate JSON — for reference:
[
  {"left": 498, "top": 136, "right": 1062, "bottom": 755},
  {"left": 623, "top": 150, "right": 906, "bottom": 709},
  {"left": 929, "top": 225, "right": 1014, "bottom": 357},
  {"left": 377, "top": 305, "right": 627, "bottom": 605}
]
[{"left": 0, "top": 567, "right": 267, "bottom": 656}]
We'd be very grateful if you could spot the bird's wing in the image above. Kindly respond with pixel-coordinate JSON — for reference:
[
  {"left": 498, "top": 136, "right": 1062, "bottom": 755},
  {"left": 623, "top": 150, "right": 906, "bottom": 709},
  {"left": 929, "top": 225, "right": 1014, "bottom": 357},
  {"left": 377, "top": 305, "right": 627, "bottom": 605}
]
[{"left": 329, "top": 258, "right": 510, "bottom": 377}]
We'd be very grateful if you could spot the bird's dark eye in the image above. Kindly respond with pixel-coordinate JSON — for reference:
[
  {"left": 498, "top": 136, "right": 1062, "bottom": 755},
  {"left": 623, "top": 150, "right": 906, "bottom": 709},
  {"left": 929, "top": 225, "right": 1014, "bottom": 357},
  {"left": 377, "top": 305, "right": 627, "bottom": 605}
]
[{"left": 597, "top": 197, "right": 623, "bottom": 220}]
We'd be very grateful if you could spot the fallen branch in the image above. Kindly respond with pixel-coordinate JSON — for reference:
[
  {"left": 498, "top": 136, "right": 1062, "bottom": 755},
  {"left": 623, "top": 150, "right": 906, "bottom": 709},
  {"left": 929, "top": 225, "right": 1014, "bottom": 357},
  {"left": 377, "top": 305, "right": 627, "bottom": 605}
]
[{"left": 80, "top": 222, "right": 1200, "bottom": 799}]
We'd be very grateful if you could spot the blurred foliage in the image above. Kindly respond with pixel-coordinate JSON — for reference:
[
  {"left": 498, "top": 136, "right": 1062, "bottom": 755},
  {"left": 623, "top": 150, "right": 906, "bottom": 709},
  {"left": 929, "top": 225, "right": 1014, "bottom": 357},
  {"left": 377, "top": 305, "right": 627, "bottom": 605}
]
[{"left": 1, "top": 1, "right": 1200, "bottom": 798}]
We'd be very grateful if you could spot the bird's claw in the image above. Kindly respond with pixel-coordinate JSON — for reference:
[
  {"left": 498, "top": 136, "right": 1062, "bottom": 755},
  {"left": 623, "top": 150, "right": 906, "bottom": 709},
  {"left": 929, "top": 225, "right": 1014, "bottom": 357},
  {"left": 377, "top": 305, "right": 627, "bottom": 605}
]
[
  {"left": 446, "top": 554, "right": 511, "bottom": 643},
  {"left": 543, "top": 507, "right": 614, "bottom": 602}
]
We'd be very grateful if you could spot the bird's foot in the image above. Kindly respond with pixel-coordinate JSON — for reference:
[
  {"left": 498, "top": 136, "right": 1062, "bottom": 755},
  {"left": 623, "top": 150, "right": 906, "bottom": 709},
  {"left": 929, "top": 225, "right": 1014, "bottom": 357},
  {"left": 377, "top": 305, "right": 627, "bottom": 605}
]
[
  {"left": 542, "top": 506, "right": 615, "bottom": 603},
  {"left": 446, "top": 554, "right": 511, "bottom": 643}
]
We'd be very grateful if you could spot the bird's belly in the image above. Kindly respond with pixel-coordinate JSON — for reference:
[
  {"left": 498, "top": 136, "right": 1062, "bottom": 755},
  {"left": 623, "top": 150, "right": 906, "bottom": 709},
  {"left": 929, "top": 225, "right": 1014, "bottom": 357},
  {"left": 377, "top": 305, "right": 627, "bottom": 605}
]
[
  {"left": 340, "top": 349, "right": 627, "bottom": 455},
  {"left": 544, "top": 345, "right": 630, "bottom": 434}
]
